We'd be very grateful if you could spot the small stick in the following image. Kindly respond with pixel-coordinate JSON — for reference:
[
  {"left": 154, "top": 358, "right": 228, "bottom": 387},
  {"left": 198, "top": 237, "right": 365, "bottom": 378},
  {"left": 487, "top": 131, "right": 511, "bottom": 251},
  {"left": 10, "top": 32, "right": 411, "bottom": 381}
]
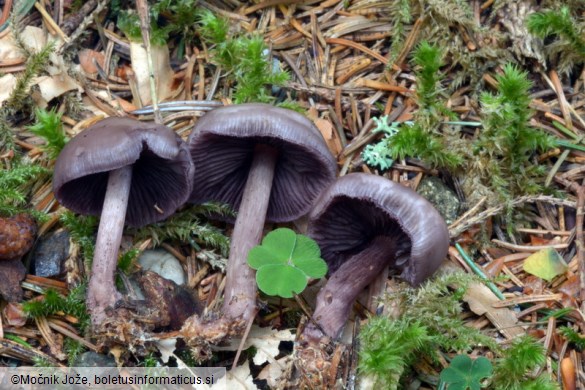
[
  {"left": 576, "top": 184, "right": 585, "bottom": 311},
  {"left": 135, "top": 0, "right": 162, "bottom": 124}
]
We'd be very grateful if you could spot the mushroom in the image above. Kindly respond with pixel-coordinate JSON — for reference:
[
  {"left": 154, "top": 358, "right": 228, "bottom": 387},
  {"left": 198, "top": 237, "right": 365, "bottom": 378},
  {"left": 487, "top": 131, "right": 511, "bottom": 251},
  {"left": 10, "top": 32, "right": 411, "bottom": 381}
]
[
  {"left": 303, "top": 173, "right": 449, "bottom": 342},
  {"left": 188, "top": 103, "right": 337, "bottom": 330},
  {"left": 53, "top": 117, "right": 194, "bottom": 327}
]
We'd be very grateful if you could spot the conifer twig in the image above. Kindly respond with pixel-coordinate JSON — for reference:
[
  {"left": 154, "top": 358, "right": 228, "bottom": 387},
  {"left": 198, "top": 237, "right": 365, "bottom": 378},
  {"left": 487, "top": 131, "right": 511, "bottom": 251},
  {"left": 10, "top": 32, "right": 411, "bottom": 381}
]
[{"left": 135, "top": 0, "right": 162, "bottom": 124}]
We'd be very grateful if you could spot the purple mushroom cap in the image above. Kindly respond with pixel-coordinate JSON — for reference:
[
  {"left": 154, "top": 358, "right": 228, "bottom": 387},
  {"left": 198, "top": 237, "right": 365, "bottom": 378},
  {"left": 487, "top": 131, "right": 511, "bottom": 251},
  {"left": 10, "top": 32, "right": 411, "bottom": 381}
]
[
  {"left": 308, "top": 173, "right": 449, "bottom": 285},
  {"left": 188, "top": 103, "right": 337, "bottom": 222},
  {"left": 53, "top": 117, "right": 194, "bottom": 227}
]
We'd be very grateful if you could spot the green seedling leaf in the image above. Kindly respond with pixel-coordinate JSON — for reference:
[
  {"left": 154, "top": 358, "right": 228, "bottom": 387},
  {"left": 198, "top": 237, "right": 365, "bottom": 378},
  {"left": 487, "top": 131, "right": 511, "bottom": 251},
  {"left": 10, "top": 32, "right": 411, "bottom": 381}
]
[
  {"left": 523, "top": 248, "right": 568, "bottom": 282},
  {"left": 248, "top": 228, "right": 327, "bottom": 298},
  {"left": 440, "top": 355, "right": 492, "bottom": 390}
]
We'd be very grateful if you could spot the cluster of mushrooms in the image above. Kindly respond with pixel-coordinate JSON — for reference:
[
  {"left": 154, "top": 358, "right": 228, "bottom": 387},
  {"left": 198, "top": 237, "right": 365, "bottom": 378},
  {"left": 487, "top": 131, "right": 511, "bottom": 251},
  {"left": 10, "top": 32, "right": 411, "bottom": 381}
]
[{"left": 52, "top": 103, "right": 449, "bottom": 356}]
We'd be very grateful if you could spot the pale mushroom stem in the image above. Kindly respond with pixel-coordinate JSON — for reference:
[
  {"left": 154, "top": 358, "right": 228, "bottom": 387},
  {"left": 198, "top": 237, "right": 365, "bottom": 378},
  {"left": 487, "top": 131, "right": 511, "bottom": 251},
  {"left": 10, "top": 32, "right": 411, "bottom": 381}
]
[
  {"left": 303, "top": 236, "right": 396, "bottom": 342},
  {"left": 87, "top": 165, "right": 133, "bottom": 327},
  {"left": 223, "top": 144, "right": 278, "bottom": 327}
]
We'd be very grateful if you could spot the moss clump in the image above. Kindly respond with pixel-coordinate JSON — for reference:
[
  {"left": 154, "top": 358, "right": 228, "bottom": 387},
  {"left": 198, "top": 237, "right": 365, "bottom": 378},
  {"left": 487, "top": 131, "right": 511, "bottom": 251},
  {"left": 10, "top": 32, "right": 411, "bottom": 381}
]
[
  {"left": 526, "top": 6, "right": 585, "bottom": 75},
  {"left": 197, "top": 10, "right": 289, "bottom": 104},
  {"left": 362, "top": 42, "right": 461, "bottom": 170},
  {"left": 466, "top": 64, "right": 556, "bottom": 206}
]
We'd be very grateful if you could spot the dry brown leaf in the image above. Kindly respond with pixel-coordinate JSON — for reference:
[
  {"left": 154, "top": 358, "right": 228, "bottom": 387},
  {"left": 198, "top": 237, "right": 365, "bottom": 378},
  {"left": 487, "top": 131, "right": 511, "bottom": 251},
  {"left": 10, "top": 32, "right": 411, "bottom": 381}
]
[
  {"left": 3, "top": 302, "right": 27, "bottom": 327},
  {"left": 561, "top": 356, "right": 576, "bottom": 390},
  {"left": 463, "top": 282, "right": 525, "bottom": 339},
  {"left": 78, "top": 49, "right": 105, "bottom": 74},
  {"left": 314, "top": 118, "right": 342, "bottom": 156},
  {"left": 129, "top": 43, "right": 174, "bottom": 106},
  {"left": 34, "top": 73, "right": 80, "bottom": 107}
]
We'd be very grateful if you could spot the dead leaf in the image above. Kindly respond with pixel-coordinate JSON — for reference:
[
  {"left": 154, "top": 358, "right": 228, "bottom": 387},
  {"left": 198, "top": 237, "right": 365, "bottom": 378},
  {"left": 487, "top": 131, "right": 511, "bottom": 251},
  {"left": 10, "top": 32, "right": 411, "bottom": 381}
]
[
  {"left": 212, "top": 326, "right": 295, "bottom": 365},
  {"left": 314, "top": 118, "right": 342, "bottom": 156},
  {"left": 463, "top": 282, "right": 525, "bottom": 339},
  {"left": 0, "top": 74, "right": 17, "bottom": 104},
  {"left": 34, "top": 73, "right": 80, "bottom": 107},
  {"left": 227, "top": 363, "right": 258, "bottom": 390},
  {"left": 3, "top": 302, "right": 27, "bottom": 327},
  {"left": 109, "top": 346, "right": 125, "bottom": 365},
  {"left": 78, "top": 49, "right": 105, "bottom": 74},
  {"left": 155, "top": 338, "right": 177, "bottom": 364},
  {"left": 129, "top": 43, "right": 174, "bottom": 105},
  {"left": 523, "top": 248, "right": 568, "bottom": 282},
  {"left": 561, "top": 357, "right": 576, "bottom": 390},
  {"left": 257, "top": 355, "right": 293, "bottom": 388}
]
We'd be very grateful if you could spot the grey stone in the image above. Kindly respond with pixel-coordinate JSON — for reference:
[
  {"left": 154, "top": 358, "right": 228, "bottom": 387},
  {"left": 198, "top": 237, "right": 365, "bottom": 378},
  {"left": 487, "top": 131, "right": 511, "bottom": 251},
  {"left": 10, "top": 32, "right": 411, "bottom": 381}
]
[
  {"left": 32, "top": 230, "right": 70, "bottom": 277},
  {"left": 73, "top": 351, "right": 116, "bottom": 367},
  {"left": 417, "top": 177, "right": 460, "bottom": 225},
  {"left": 138, "top": 249, "right": 186, "bottom": 285}
]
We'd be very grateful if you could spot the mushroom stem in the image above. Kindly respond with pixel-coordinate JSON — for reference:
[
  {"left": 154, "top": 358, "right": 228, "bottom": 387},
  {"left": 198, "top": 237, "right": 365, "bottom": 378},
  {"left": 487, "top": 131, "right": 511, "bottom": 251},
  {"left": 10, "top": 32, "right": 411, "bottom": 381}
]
[
  {"left": 223, "top": 144, "right": 278, "bottom": 326},
  {"left": 87, "top": 165, "right": 133, "bottom": 327},
  {"left": 303, "top": 236, "right": 396, "bottom": 342}
]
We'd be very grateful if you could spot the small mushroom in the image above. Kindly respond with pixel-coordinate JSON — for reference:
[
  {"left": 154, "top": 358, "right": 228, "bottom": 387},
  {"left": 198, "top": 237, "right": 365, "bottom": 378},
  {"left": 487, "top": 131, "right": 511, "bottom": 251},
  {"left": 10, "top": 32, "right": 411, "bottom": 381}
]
[
  {"left": 187, "top": 103, "right": 337, "bottom": 330},
  {"left": 303, "top": 173, "right": 449, "bottom": 342},
  {"left": 53, "top": 117, "right": 194, "bottom": 327}
]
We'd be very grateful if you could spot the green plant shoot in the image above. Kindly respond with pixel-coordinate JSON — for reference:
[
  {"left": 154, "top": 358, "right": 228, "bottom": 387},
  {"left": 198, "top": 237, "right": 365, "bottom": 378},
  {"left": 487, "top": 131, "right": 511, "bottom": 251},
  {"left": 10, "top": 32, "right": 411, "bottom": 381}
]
[
  {"left": 247, "top": 228, "right": 327, "bottom": 298},
  {"left": 28, "top": 108, "right": 69, "bottom": 159},
  {"left": 439, "top": 355, "right": 492, "bottom": 390}
]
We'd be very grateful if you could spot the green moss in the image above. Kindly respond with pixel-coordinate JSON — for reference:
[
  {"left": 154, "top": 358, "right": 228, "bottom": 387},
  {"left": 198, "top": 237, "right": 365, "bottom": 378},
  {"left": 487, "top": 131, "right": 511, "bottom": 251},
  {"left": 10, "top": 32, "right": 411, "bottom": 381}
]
[
  {"left": 0, "top": 160, "right": 48, "bottom": 217},
  {"left": 492, "top": 336, "right": 558, "bottom": 390},
  {"left": 196, "top": 10, "right": 289, "bottom": 104},
  {"left": 28, "top": 108, "right": 68, "bottom": 160},
  {"left": 362, "top": 42, "right": 461, "bottom": 170},
  {"left": 526, "top": 6, "right": 585, "bottom": 75},
  {"left": 133, "top": 203, "right": 232, "bottom": 256},
  {"left": 471, "top": 64, "right": 556, "bottom": 203},
  {"left": 23, "top": 284, "right": 90, "bottom": 333}
]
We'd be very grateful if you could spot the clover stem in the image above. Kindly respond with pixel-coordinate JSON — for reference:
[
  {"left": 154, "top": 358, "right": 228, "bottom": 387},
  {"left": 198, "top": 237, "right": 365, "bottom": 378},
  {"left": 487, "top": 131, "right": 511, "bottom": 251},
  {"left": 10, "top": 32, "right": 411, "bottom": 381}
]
[
  {"left": 303, "top": 236, "right": 396, "bottom": 342},
  {"left": 87, "top": 165, "right": 132, "bottom": 327},
  {"left": 223, "top": 144, "right": 278, "bottom": 326}
]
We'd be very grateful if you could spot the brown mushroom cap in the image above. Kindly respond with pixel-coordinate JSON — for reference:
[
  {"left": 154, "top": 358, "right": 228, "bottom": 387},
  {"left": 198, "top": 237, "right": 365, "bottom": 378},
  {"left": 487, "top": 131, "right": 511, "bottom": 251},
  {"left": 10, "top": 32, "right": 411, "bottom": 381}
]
[
  {"left": 53, "top": 117, "right": 194, "bottom": 227},
  {"left": 188, "top": 103, "right": 337, "bottom": 222},
  {"left": 308, "top": 173, "right": 449, "bottom": 285}
]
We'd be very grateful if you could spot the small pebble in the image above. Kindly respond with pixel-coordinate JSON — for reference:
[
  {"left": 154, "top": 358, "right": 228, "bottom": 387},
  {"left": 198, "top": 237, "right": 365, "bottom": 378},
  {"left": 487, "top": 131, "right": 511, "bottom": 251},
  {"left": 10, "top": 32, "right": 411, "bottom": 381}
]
[
  {"left": 32, "top": 230, "right": 70, "bottom": 277},
  {"left": 138, "top": 249, "right": 186, "bottom": 285}
]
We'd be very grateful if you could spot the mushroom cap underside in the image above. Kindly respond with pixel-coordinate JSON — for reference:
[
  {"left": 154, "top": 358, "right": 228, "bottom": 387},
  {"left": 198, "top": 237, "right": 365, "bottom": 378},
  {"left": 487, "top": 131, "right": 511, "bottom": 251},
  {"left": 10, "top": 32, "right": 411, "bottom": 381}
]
[
  {"left": 188, "top": 103, "right": 337, "bottom": 222},
  {"left": 53, "top": 117, "right": 194, "bottom": 227},
  {"left": 308, "top": 173, "right": 449, "bottom": 285}
]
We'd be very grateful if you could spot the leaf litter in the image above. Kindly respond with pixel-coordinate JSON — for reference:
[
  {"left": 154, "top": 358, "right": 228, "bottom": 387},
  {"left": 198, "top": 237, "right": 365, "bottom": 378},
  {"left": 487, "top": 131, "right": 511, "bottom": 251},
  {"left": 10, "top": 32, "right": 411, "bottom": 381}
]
[{"left": 0, "top": 0, "right": 584, "bottom": 388}]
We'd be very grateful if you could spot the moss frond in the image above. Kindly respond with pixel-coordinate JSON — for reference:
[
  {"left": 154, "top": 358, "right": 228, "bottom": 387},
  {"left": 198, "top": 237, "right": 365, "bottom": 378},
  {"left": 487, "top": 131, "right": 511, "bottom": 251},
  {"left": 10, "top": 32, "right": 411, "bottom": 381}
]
[
  {"left": 6, "top": 41, "right": 55, "bottom": 113},
  {"left": 471, "top": 64, "right": 555, "bottom": 206},
  {"left": 359, "top": 317, "right": 433, "bottom": 388},
  {"left": 492, "top": 335, "right": 554, "bottom": 390},
  {"left": 134, "top": 203, "right": 231, "bottom": 256},
  {"left": 23, "top": 284, "right": 90, "bottom": 333},
  {"left": 28, "top": 108, "right": 68, "bottom": 159},
  {"left": 197, "top": 11, "right": 289, "bottom": 103},
  {"left": 0, "top": 160, "right": 48, "bottom": 216},
  {"left": 527, "top": 6, "right": 585, "bottom": 54},
  {"left": 59, "top": 211, "right": 97, "bottom": 262}
]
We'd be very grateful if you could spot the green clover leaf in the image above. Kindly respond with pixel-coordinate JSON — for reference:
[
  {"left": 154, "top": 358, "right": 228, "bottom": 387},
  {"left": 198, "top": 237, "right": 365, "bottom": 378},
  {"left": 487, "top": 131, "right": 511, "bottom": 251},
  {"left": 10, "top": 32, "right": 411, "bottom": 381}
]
[
  {"left": 440, "top": 355, "right": 492, "bottom": 390},
  {"left": 248, "top": 228, "right": 327, "bottom": 298}
]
